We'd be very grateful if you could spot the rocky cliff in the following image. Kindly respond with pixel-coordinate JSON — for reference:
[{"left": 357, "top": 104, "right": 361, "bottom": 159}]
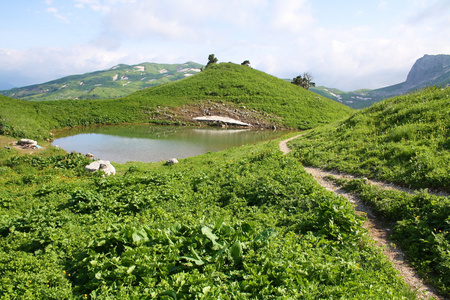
[
  {"left": 404, "top": 54, "right": 450, "bottom": 88},
  {"left": 312, "top": 54, "right": 450, "bottom": 109}
]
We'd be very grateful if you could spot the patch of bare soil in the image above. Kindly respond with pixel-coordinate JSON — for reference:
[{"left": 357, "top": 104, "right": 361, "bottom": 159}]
[
  {"left": 0, "top": 136, "right": 47, "bottom": 155},
  {"left": 280, "top": 136, "right": 446, "bottom": 300}
]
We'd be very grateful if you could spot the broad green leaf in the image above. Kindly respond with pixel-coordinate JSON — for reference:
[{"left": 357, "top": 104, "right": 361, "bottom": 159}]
[
  {"left": 255, "top": 228, "right": 278, "bottom": 242},
  {"left": 201, "top": 226, "right": 218, "bottom": 245},
  {"left": 180, "top": 256, "right": 204, "bottom": 266},
  {"left": 126, "top": 265, "right": 136, "bottom": 274},
  {"left": 230, "top": 240, "right": 243, "bottom": 264}
]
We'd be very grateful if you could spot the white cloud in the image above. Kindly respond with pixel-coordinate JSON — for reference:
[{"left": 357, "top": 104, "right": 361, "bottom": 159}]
[
  {"left": 0, "top": 46, "right": 127, "bottom": 86},
  {"left": 46, "top": 6, "right": 70, "bottom": 23},
  {"left": 2, "top": 0, "right": 450, "bottom": 90}
]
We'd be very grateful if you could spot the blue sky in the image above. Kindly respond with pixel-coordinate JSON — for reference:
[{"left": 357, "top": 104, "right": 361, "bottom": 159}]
[{"left": 1, "top": 0, "right": 449, "bottom": 91}]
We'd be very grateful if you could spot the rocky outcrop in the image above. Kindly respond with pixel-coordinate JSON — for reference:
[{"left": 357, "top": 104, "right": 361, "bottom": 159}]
[
  {"left": 85, "top": 160, "right": 116, "bottom": 175},
  {"left": 329, "top": 54, "right": 450, "bottom": 109},
  {"left": 405, "top": 54, "right": 450, "bottom": 88}
]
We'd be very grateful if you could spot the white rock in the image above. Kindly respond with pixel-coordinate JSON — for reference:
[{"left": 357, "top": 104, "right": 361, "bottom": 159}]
[
  {"left": 85, "top": 160, "right": 116, "bottom": 175},
  {"left": 165, "top": 158, "right": 179, "bottom": 165},
  {"left": 19, "top": 139, "right": 38, "bottom": 146}
]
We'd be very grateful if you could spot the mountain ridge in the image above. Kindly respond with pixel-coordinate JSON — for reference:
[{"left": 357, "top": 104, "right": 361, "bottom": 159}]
[
  {"left": 312, "top": 54, "right": 450, "bottom": 108},
  {"left": 0, "top": 61, "right": 203, "bottom": 101}
]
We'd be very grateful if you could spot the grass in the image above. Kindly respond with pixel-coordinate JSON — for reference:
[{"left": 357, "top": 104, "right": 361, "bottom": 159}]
[
  {"left": 289, "top": 86, "right": 450, "bottom": 297},
  {"left": 290, "top": 86, "right": 450, "bottom": 192},
  {"left": 0, "top": 137, "right": 415, "bottom": 299},
  {"left": 0, "top": 63, "right": 353, "bottom": 140},
  {"left": 334, "top": 178, "right": 450, "bottom": 296}
]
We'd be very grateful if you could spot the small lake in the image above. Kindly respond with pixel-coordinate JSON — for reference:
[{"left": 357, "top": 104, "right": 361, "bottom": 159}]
[{"left": 52, "top": 125, "right": 286, "bottom": 163}]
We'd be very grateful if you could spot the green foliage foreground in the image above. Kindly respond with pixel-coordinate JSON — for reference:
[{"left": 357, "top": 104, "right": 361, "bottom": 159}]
[
  {"left": 335, "top": 178, "right": 450, "bottom": 296},
  {"left": 0, "top": 140, "right": 414, "bottom": 299}
]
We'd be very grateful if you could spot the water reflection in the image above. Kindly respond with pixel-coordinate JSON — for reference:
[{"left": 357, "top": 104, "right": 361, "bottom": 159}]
[{"left": 53, "top": 125, "right": 284, "bottom": 163}]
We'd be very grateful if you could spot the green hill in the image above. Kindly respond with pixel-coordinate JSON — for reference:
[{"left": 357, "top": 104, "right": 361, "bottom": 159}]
[
  {"left": 289, "top": 86, "right": 450, "bottom": 295},
  {"left": 0, "top": 63, "right": 353, "bottom": 140},
  {"left": 121, "top": 63, "right": 353, "bottom": 129},
  {"left": 0, "top": 62, "right": 203, "bottom": 101},
  {"left": 291, "top": 86, "right": 450, "bottom": 294},
  {"left": 290, "top": 86, "right": 450, "bottom": 191}
]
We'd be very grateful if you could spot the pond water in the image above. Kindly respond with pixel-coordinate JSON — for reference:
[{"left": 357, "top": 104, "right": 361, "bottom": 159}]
[{"left": 52, "top": 125, "right": 286, "bottom": 163}]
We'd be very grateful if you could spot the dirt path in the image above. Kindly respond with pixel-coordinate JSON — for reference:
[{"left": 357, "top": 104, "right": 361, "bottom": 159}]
[{"left": 280, "top": 135, "right": 445, "bottom": 300}]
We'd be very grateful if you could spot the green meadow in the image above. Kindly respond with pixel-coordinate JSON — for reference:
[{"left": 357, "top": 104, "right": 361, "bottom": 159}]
[
  {"left": 0, "top": 63, "right": 448, "bottom": 298},
  {"left": 290, "top": 86, "right": 450, "bottom": 296}
]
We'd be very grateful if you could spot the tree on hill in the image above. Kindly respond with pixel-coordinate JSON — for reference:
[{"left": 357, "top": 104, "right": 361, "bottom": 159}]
[
  {"left": 292, "top": 72, "right": 316, "bottom": 90},
  {"left": 241, "top": 60, "right": 251, "bottom": 67},
  {"left": 205, "top": 54, "right": 218, "bottom": 68}
]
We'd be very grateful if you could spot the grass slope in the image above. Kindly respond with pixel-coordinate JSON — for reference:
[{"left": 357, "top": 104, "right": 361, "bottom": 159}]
[
  {"left": 290, "top": 86, "right": 450, "bottom": 192},
  {"left": 0, "top": 137, "right": 415, "bottom": 299},
  {"left": 289, "top": 86, "right": 450, "bottom": 296},
  {"left": 0, "top": 63, "right": 353, "bottom": 140},
  {"left": 123, "top": 63, "right": 354, "bottom": 129}
]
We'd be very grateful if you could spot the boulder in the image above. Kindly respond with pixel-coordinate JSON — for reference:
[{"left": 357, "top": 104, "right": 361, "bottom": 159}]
[
  {"left": 165, "top": 158, "right": 179, "bottom": 165},
  {"left": 19, "top": 139, "right": 38, "bottom": 148},
  {"left": 85, "top": 160, "right": 116, "bottom": 175}
]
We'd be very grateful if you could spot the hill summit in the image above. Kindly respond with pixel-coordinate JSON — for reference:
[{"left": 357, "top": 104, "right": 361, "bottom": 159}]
[
  {"left": 0, "top": 63, "right": 353, "bottom": 139},
  {"left": 122, "top": 62, "right": 354, "bottom": 129}
]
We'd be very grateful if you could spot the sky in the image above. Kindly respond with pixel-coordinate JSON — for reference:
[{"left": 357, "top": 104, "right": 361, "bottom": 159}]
[{"left": 1, "top": 0, "right": 449, "bottom": 91}]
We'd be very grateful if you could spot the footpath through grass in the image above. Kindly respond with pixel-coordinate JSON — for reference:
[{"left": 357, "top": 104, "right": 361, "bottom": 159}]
[
  {"left": 0, "top": 138, "right": 415, "bottom": 299},
  {"left": 334, "top": 177, "right": 450, "bottom": 297},
  {"left": 289, "top": 86, "right": 450, "bottom": 297},
  {"left": 290, "top": 86, "right": 450, "bottom": 192}
]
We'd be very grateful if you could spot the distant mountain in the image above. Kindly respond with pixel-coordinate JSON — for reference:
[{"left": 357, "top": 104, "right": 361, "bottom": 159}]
[
  {"left": 311, "top": 54, "right": 450, "bottom": 109},
  {"left": 0, "top": 62, "right": 203, "bottom": 101}
]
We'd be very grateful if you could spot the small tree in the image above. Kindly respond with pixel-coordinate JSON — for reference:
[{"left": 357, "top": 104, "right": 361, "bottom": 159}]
[
  {"left": 205, "top": 54, "right": 218, "bottom": 68},
  {"left": 241, "top": 60, "right": 250, "bottom": 67},
  {"left": 292, "top": 72, "right": 316, "bottom": 90}
]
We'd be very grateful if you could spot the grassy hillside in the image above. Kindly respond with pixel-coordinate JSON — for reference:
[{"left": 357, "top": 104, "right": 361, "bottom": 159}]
[
  {"left": 122, "top": 63, "right": 354, "bottom": 129},
  {"left": 0, "top": 63, "right": 353, "bottom": 140},
  {"left": 0, "top": 136, "right": 415, "bottom": 298},
  {"left": 289, "top": 86, "right": 450, "bottom": 295},
  {"left": 290, "top": 86, "right": 450, "bottom": 191},
  {"left": 0, "top": 62, "right": 203, "bottom": 101}
]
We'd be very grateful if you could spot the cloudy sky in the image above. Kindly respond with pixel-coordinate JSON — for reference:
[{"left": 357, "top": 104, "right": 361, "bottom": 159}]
[{"left": 1, "top": 0, "right": 449, "bottom": 91}]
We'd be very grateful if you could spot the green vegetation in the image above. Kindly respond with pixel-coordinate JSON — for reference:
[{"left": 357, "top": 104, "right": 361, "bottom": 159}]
[
  {"left": 291, "top": 72, "right": 316, "bottom": 90},
  {"left": 3, "top": 62, "right": 449, "bottom": 298},
  {"left": 0, "top": 62, "right": 203, "bottom": 101},
  {"left": 0, "top": 137, "right": 415, "bottom": 299},
  {"left": 291, "top": 87, "right": 450, "bottom": 192},
  {"left": 334, "top": 178, "right": 450, "bottom": 296},
  {"left": 0, "top": 63, "right": 353, "bottom": 140},
  {"left": 289, "top": 86, "right": 450, "bottom": 297},
  {"left": 123, "top": 63, "right": 353, "bottom": 129}
]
